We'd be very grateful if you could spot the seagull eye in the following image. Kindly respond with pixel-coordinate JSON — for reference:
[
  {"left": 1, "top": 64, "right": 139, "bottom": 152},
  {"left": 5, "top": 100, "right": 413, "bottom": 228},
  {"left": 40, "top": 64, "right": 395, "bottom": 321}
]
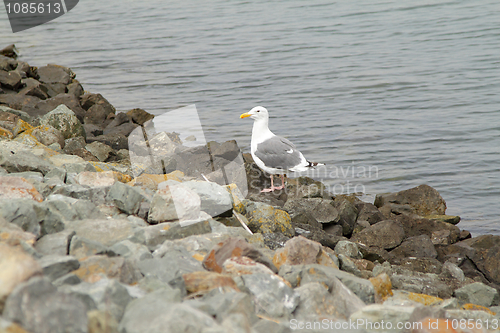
[{"left": 256, "top": 110, "right": 260, "bottom": 112}]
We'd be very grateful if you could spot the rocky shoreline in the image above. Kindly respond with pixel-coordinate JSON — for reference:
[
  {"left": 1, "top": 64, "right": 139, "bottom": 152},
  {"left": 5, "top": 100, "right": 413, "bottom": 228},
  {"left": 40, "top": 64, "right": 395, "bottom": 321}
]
[{"left": 1, "top": 44, "right": 500, "bottom": 333}]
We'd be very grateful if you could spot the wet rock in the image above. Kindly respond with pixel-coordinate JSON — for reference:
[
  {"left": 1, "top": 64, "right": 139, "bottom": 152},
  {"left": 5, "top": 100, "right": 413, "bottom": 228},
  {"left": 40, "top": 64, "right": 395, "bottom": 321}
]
[
  {"left": 202, "top": 236, "right": 276, "bottom": 273},
  {"left": 126, "top": 108, "right": 154, "bottom": 125},
  {"left": 273, "top": 235, "right": 337, "bottom": 270},
  {"left": 374, "top": 184, "right": 447, "bottom": 217},
  {"left": 390, "top": 234, "right": 438, "bottom": 259},
  {"left": 0, "top": 176, "right": 43, "bottom": 201},
  {"left": 183, "top": 271, "right": 240, "bottom": 294},
  {"left": 37, "top": 64, "right": 72, "bottom": 85},
  {"left": 0, "top": 243, "right": 42, "bottom": 311},
  {"left": 454, "top": 282, "right": 499, "bottom": 307},
  {"left": 119, "top": 292, "right": 220, "bottom": 333},
  {"left": 240, "top": 200, "right": 294, "bottom": 237},
  {"left": 3, "top": 277, "right": 88, "bottom": 333},
  {"left": 147, "top": 182, "right": 201, "bottom": 223},
  {"left": 36, "top": 94, "right": 86, "bottom": 121},
  {"left": 351, "top": 220, "right": 405, "bottom": 250},
  {"left": 38, "top": 254, "right": 80, "bottom": 281},
  {"left": 182, "top": 180, "right": 233, "bottom": 217},
  {"left": 0, "top": 70, "right": 22, "bottom": 90},
  {"left": 235, "top": 273, "right": 299, "bottom": 320},
  {"left": 105, "top": 181, "right": 146, "bottom": 215},
  {"left": 60, "top": 277, "right": 133, "bottom": 322},
  {"left": 39, "top": 104, "right": 85, "bottom": 139}
]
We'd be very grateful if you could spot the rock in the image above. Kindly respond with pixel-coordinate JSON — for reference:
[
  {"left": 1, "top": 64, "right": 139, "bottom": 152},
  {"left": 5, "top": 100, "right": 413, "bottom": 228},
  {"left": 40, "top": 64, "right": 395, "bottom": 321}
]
[
  {"left": 441, "top": 261, "right": 465, "bottom": 282},
  {"left": 3, "top": 277, "right": 88, "bottom": 333},
  {"left": 273, "top": 235, "right": 337, "bottom": 270},
  {"left": 0, "top": 243, "right": 42, "bottom": 311},
  {"left": 72, "top": 255, "right": 141, "bottom": 285},
  {"left": 105, "top": 181, "right": 146, "bottom": 215},
  {"left": 69, "top": 235, "right": 107, "bottom": 259},
  {"left": 350, "top": 220, "right": 405, "bottom": 250},
  {"left": 18, "top": 78, "right": 49, "bottom": 100},
  {"left": 129, "top": 218, "right": 212, "bottom": 251},
  {"left": 38, "top": 254, "right": 80, "bottom": 281},
  {"left": 0, "top": 218, "right": 37, "bottom": 245},
  {"left": 183, "top": 271, "right": 240, "bottom": 294},
  {"left": 396, "top": 215, "right": 461, "bottom": 244},
  {"left": 147, "top": 182, "right": 201, "bottom": 223},
  {"left": 454, "top": 282, "right": 499, "bottom": 307},
  {"left": 119, "top": 292, "right": 220, "bottom": 333},
  {"left": 240, "top": 200, "right": 294, "bottom": 237},
  {"left": 80, "top": 93, "right": 116, "bottom": 115},
  {"left": 1, "top": 44, "right": 18, "bottom": 58},
  {"left": 235, "top": 273, "right": 299, "bottom": 319},
  {"left": 0, "top": 199, "right": 41, "bottom": 236},
  {"left": 202, "top": 237, "right": 276, "bottom": 274},
  {"left": 350, "top": 304, "right": 416, "bottom": 333},
  {"left": 87, "top": 134, "right": 128, "bottom": 150},
  {"left": 369, "top": 273, "right": 393, "bottom": 303},
  {"left": 356, "top": 202, "right": 385, "bottom": 225},
  {"left": 66, "top": 80, "right": 84, "bottom": 98},
  {"left": 283, "top": 197, "right": 338, "bottom": 225},
  {"left": 390, "top": 268, "right": 453, "bottom": 298},
  {"left": 60, "top": 277, "right": 133, "bottom": 322},
  {"left": 126, "top": 108, "right": 154, "bottom": 125},
  {"left": 390, "top": 234, "right": 438, "bottom": 259},
  {"left": 31, "top": 124, "right": 65, "bottom": 148},
  {"left": 194, "top": 290, "right": 258, "bottom": 324},
  {"left": 333, "top": 196, "right": 359, "bottom": 236},
  {"left": 36, "top": 94, "right": 86, "bottom": 121},
  {"left": 395, "top": 257, "right": 443, "bottom": 274},
  {"left": 66, "top": 218, "right": 133, "bottom": 247},
  {"left": 425, "top": 214, "right": 461, "bottom": 225},
  {"left": 84, "top": 104, "right": 110, "bottom": 125},
  {"left": 0, "top": 146, "right": 55, "bottom": 175},
  {"left": 108, "top": 239, "right": 152, "bottom": 262},
  {"left": 34, "top": 229, "right": 75, "bottom": 256},
  {"left": 0, "top": 70, "right": 22, "bottom": 90},
  {"left": 335, "top": 240, "right": 363, "bottom": 259},
  {"left": 39, "top": 104, "right": 85, "bottom": 139},
  {"left": 182, "top": 180, "right": 233, "bottom": 217},
  {"left": 83, "top": 123, "right": 103, "bottom": 137},
  {"left": 374, "top": 184, "right": 447, "bottom": 217},
  {"left": 87, "top": 310, "right": 119, "bottom": 333},
  {"left": 85, "top": 141, "right": 114, "bottom": 162},
  {"left": 338, "top": 253, "right": 364, "bottom": 277},
  {"left": 298, "top": 280, "right": 366, "bottom": 321},
  {"left": 37, "top": 64, "right": 72, "bottom": 85},
  {"left": 0, "top": 176, "right": 43, "bottom": 201},
  {"left": 222, "top": 256, "right": 277, "bottom": 277}
]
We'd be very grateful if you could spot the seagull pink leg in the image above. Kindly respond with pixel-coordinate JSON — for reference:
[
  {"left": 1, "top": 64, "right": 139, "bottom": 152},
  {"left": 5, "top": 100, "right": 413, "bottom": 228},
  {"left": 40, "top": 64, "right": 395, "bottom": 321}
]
[
  {"left": 274, "top": 174, "right": 285, "bottom": 190},
  {"left": 261, "top": 174, "right": 275, "bottom": 192}
]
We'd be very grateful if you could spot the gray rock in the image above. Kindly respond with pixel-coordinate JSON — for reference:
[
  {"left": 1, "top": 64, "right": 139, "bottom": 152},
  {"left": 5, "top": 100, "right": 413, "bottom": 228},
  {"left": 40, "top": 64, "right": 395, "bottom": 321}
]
[
  {"left": 235, "top": 273, "right": 299, "bottom": 320},
  {"left": 356, "top": 202, "right": 385, "bottom": 225},
  {"left": 109, "top": 239, "right": 152, "bottom": 262},
  {"left": 334, "top": 240, "right": 362, "bottom": 259},
  {"left": 129, "top": 218, "right": 212, "bottom": 251},
  {"left": 44, "top": 167, "right": 66, "bottom": 183},
  {"left": 333, "top": 196, "right": 359, "bottom": 236},
  {"left": 60, "top": 277, "right": 133, "bottom": 322},
  {"left": 441, "top": 261, "right": 465, "bottom": 282},
  {"left": 3, "top": 277, "right": 88, "bottom": 333},
  {"left": 241, "top": 200, "right": 294, "bottom": 237},
  {"left": 38, "top": 254, "right": 80, "bottom": 281},
  {"left": 106, "top": 181, "right": 146, "bottom": 215},
  {"left": 0, "top": 198, "right": 40, "bottom": 236},
  {"left": 86, "top": 141, "right": 114, "bottom": 162},
  {"left": 350, "top": 220, "right": 405, "bottom": 250},
  {"left": 390, "top": 234, "right": 437, "bottom": 259},
  {"left": 252, "top": 319, "right": 291, "bottom": 333},
  {"left": 147, "top": 182, "right": 201, "bottom": 223},
  {"left": 446, "top": 309, "right": 497, "bottom": 322},
  {"left": 43, "top": 195, "right": 104, "bottom": 222},
  {"left": 338, "top": 254, "right": 364, "bottom": 277},
  {"left": 182, "top": 180, "right": 233, "bottom": 217},
  {"left": 52, "top": 184, "right": 108, "bottom": 205},
  {"left": 32, "top": 124, "right": 65, "bottom": 148},
  {"left": 52, "top": 273, "right": 81, "bottom": 287},
  {"left": 69, "top": 235, "right": 107, "bottom": 258},
  {"left": 37, "top": 65, "right": 72, "bottom": 85},
  {"left": 391, "top": 269, "right": 453, "bottom": 298},
  {"left": 39, "top": 104, "right": 85, "bottom": 139},
  {"left": 454, "top": 282, "right": 500, "bottom": 307},
  {"left": 119, "top": 289, "right": 225, "bottom": 333},
  {"left": 66, "top": 218, "right": 133, "bottom": 247},
  {"left": 0, "top": 148, "right": 55, "bottom": 175},
  {"left": 395, "top": 257, "right": 443, "bottom": 274},
  {"left": 34, "top": 229, "right": 75, "bottom": 256},
  {"left": 197, "top": 290, "right": 258, "bottom": 324},
  {"left": 63, "top": 136, "right": 87, "bottom": 154},
  {"left": 350, "top": 304, "right": 416, "bottom": 333},
  {"left": 0, "top": 70, "right": 22, "bottom": 89}
]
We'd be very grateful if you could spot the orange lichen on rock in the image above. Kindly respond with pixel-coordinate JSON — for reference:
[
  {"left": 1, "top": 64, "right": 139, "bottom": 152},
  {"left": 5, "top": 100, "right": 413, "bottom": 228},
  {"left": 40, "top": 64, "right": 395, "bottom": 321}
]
[
  {"left": 182, "top": 271, "right": 239, "bottom": 294},
  {"left": 0, "top": 176, "right": 43, "bottom": 202},
  {"left": 369, "top": 273, "right": 393, "bottom": 303},
  {"left": 127, "top": 171, "right": 185, "bottom": 190},
  {"left": 462, "top": 303, "right": 496, "bottom": 315},
  {"left": 272, "top": 236, "right": 338, "bottom": 270},
  {"left": 406, "top": 292, "right": 443, "bottom": 306},
  {"left": 0, "top": 126, "right": 13, "bottom": 139}
]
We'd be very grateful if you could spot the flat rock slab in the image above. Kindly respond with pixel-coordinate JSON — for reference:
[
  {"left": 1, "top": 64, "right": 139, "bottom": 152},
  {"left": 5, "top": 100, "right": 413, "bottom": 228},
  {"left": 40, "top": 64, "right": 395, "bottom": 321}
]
[
  {"left": 38, "top": 254, "right": 80, "bottom": 281},
  {"left": 350, "top": 220, "right": 405, "bottom": 250},
  {"left": 0, "top": 176, "right": 43, "bottom": 201},
  {"left": 66, "top": 218, "right": 133, "bottom": 247}
]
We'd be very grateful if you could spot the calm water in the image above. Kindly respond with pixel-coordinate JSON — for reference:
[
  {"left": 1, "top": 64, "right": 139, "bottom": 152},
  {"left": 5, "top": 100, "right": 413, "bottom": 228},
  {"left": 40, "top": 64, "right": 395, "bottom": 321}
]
[{"left": 1, "top": 0, "right": 499, "bottom": 235}]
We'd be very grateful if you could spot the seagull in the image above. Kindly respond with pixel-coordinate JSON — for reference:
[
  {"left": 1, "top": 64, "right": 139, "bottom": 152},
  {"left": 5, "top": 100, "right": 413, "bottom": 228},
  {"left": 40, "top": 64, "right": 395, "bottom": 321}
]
[{"left": 240, "top": 106, "right": 323, "bottom": 192}]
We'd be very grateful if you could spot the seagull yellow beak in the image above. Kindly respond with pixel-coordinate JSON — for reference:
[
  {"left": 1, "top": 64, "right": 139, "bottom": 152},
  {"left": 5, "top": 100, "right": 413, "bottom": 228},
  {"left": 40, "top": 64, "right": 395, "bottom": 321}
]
[{"left": 240, "top": 112, "right": 251, "bottom": 119}]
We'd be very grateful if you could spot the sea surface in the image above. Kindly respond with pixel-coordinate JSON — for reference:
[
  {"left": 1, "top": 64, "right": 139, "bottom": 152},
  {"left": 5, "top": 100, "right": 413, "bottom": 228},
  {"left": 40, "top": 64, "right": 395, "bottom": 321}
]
[{"left": 1, "top": 0, "right": 499, "bottom": 236}]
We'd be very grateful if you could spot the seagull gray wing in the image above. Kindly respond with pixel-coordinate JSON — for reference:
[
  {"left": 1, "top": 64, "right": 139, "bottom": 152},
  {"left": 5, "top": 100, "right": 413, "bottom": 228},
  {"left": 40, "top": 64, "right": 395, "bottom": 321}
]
[{"left": 254, "top": 135, "right": 303, "bottom": 170}]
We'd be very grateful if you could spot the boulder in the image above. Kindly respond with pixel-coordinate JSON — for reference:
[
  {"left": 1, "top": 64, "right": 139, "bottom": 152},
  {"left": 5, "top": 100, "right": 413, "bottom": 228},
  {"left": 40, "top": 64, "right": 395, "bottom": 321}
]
[
  {"left": 65, "top": 218, "right": 133, "bottom": 247},
  {"left": 272, "top": 235, "right": 337, "bottom": 270},
  {"left": 31, "top": 124, "right": 65, "bottom": 148},
  {"left": 454, "top": 282, "right": 500, "bottom": 307},
  {"left": 283, "top": 197, "right": 338, "bottom": 225},
  {"left": 356, "top": 202, "right": 385, "bottom": 225},
  {"left": 333, "top": 196, "right": 359, "bottom": 236},
  {"left": 374, "top": 184, "right": 446, "bottom": 217},
  {"left": 36, "top": 94, "right": 86, "bottom": 121},
  {"left": 126, "top": 108, "right": 154, "bottom": 125},
  {"left": 3, "top": 277, "right": 88, "bottom": 333},
  {"left": 37, "top": 255, "right": 80, "bottom": 281},
  {"left": 350, "top": 220, "right": 405, "bottom": 250},
  {"left": 0, "top": 176, "right": 43, "bottom": 201},
  {"left": 182, "top": 180, "right": 233, "bottom": 217},
  {"left": 37, "top": 64, "right": 73, "bottom": 85},
  {"left": 80, "top": 93, "right": 116, "bottom": 115},
  {"left": 390, "top": 235, "right": 438, "bottom": 260},
  {"left": 0, "top": 70, "right": 22, "bottom": 90},
  {"left": 39, "top": 104, "right": 85, "bottom": 139},
  {"left": 85, "top": 141, "right": 114, "bottom": 162},
  {"left": 395, "top": 215, "right": 460, "bottom": 244},
  {"left": 240, "top": 200, "right": 294, "bottom": 237},
  {"left": 147, "top": 182, "right": 201, "bottom": 223},
  {"left": 334, "top": 240, "right": 363, "bottom": 259},
  {"left": 72, "top": 255, "right": 141, "bottom": 285},
  {"left": 183, "top": 271, "right": 240, "bottom": 294},
  {"left": 105, "top": 181, "right": 146, "bottom": 215}
]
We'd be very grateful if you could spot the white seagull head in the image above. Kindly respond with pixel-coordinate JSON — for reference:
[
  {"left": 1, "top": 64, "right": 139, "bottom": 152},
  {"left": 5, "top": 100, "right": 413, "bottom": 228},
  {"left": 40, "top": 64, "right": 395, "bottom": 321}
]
[{"left": 240, "top": 106, "right": 269, "bottom": 121}]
